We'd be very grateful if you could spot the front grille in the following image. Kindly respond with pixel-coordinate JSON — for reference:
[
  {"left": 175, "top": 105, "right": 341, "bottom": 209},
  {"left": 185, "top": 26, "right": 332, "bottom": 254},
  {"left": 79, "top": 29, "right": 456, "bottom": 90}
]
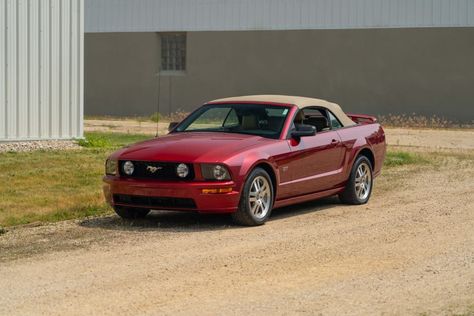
[
  {"left": 119, "top": 161, "right": 195, "bottom": 180},
  {"left": 113, "top": 194, "right": 197, "bottom": 209}
]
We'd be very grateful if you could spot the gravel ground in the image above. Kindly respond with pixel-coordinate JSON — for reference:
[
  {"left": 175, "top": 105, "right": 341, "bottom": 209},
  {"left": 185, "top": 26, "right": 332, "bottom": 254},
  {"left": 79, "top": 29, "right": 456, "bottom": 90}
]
[
  {"left": 0, "top": 140, "right": 80, "bottom": 153},
  {"left": 385, "top": 127, "right": 474, "bottom": 150},
  {"left": 0, "top": 133, "right": 473, "bottom": 315}
]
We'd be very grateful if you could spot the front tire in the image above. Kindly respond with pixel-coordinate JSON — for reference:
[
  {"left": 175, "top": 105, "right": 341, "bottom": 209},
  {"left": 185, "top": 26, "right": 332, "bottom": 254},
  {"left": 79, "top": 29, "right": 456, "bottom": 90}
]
[
  {"left": 114, "top": 206, "right": 150, "bottom": 219},
  {"left": 232, "top": 168, "right": 274, "bottom": 226},
  {"left": 339, "top": 155, "right": 373, "bottom": 204}
]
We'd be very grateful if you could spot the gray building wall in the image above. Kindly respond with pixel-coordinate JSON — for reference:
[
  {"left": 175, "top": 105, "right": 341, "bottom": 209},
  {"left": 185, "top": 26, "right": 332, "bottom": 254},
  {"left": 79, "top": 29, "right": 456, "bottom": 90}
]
[
  {"left": 0, "top": 0, "right": 84, "bottom": 141},
  {"left": 85, "top": 28, "right": 474, "bottom": 122},
  {"left": 85, "top": 33, "right": 160, "bottom": 117}
]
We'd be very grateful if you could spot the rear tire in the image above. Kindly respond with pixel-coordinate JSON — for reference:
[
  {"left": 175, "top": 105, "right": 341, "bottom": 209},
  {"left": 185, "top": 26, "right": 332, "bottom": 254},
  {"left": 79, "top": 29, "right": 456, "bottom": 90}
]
[
  {"left": 339, "top": 155, "right": 373, "bottom": 205},
  {"left": 114, "top": 206, "right": 150, "bottom": 219},
  {"left": 232, "top": 168, "right": 274, "bottom": 226}
]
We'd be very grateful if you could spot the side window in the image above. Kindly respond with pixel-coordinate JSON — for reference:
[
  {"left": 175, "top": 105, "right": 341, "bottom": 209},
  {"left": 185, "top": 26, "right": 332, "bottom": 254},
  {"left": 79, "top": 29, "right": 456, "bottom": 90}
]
[
  {"left": 328, "top": 111, "right": 343, "bottom": 129},
  {"left": 223, "top": 109, "right": 239, "bottom": 127},
  {"left": 299, "top": 107, "right": 330, "bottom": 132}
]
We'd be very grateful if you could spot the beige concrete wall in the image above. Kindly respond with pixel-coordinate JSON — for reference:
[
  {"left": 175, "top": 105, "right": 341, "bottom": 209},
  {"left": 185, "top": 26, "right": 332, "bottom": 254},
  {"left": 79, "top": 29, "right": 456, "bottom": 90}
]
[{"left": 85, "top": 28, "right": 474, "bottom": 122}]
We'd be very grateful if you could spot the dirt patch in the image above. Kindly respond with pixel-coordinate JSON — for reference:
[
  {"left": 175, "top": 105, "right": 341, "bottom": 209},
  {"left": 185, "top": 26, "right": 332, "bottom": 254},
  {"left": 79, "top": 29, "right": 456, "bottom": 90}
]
[
  {"left": 0, "top": 148, "right": 473, "bottom": 315},
  {"left": 85, "top": 119, "right": 168, "bottom": 136},
  {"left": 385, "top": 127, "right": 474, "bottom": 150}
]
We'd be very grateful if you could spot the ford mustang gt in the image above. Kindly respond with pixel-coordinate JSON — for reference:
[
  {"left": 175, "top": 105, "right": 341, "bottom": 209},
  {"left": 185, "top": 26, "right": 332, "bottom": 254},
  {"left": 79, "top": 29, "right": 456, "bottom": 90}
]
[{"left": 103, "top": 95, "right": 386, "bottom": 226}]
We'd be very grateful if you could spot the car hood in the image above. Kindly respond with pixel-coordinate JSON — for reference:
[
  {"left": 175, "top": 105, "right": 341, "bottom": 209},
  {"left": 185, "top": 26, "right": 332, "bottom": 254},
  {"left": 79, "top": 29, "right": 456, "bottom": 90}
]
[{"left": 114, "top": 132, "right": 271, "bottom": 162}]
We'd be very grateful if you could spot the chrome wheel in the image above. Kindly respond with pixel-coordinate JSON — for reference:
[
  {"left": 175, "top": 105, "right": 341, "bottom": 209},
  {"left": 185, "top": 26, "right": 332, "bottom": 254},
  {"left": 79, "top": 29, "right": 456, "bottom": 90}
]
[
  {"left": 355, "top": 162, "right": 372, "bottom": 200},
  {"left": 232, "top": 168, "right": 274, "bottom": 226},
  {"left": 248, "top": 175, "right": 271, "bottom": 219}
]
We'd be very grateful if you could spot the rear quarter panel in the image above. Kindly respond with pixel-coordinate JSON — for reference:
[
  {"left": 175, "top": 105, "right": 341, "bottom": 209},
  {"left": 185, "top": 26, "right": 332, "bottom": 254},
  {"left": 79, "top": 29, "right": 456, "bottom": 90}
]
[{"left": 336, "top": 123, "right": 386, "bottom": 182}]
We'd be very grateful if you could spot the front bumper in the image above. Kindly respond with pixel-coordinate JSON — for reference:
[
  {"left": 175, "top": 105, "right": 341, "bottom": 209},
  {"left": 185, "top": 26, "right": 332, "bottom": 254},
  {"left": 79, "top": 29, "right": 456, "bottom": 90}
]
[{"left": 103, "top": 176, "right": 240, "bottom": 213}]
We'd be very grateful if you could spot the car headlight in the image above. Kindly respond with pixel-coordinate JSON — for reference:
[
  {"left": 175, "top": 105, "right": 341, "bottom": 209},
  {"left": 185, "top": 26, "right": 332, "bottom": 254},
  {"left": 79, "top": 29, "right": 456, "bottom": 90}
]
[
  {"left": 176, "top": 163, "right": 189, "bottom": 178},
  {"left": 123, "top": 161, "right": 135, "bottom": 175},
  {"left": 201, "top": 164, "right": 231, "bottom": 180},
  {"left": 105, "top": 159, "right": 118, "bottom": 176}
]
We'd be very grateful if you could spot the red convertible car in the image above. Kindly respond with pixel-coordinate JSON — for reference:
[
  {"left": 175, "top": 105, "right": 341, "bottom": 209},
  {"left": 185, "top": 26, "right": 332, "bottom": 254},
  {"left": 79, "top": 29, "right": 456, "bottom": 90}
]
[{"left": 103, "top": 95, "right": 386, "bottom": 226}]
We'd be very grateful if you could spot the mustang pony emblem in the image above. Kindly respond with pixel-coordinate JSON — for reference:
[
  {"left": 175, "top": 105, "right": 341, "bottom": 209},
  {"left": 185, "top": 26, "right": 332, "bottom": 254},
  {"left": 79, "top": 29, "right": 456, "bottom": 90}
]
[{"left": 146, "top": 165, "right": 163, "bottom": 173}]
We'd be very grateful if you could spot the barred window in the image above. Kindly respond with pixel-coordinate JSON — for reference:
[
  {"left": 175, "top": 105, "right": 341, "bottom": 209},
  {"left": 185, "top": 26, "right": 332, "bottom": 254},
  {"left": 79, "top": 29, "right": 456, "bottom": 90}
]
[{"left": 161, "top": 33, "right": 186, "bottom": 72}]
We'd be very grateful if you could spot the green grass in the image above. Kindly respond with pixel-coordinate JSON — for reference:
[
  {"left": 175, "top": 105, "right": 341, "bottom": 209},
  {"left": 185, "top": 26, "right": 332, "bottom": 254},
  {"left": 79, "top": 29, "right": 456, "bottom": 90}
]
[
  {"left": 0, "top": 132, "right": 152, "bottom": 227},
  {"left": 77, "top": 134, "right": 111, "bottom": 148},
  {"left": 384, "top": 151, "right": 429, "bottom": 167},
  {"left": 78, "top": 132, "right": 151, "bottom": 148}
]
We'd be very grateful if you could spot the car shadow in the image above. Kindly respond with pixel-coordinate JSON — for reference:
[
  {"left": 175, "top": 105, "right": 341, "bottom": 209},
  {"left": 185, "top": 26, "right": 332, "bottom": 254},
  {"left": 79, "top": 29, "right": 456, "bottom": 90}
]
[
  {"left": 271, "top": 196, "right": 341, "bottom": 221},
  {"left": 79, "top": 196, "right": 341, "bottom": 232},
  {"left": 80, "top": 211, "right": 235, "bottom": 232}
]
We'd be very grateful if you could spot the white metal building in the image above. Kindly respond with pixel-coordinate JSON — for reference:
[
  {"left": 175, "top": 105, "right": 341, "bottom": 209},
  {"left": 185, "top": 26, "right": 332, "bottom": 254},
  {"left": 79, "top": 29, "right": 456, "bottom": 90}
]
[{"left": 0, "top": 0, "right": 84, "bottom": 141}]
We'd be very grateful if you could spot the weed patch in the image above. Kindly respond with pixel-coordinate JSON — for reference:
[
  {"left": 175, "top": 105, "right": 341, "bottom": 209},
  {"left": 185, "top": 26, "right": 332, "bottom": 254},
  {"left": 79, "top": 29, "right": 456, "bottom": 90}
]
[
  {"left": 150, "top": 112, "right": 162, "bottom": 122},
  {"left": 379, "top": 113, "right": 473, "bottom": 129},
  {"left": 2, "top": 204, "right": 111, "bottom": 227},
  {"left": 385, "top": 151, "right": 429, "bottom": 167},
  {"left": 77, "top": 134, "right": 111, "bottom": 148}
]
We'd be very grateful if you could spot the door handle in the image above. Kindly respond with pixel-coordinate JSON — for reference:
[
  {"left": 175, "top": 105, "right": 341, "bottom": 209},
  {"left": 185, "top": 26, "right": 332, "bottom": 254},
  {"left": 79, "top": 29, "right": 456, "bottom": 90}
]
[{"left": 331, "top": 139, "right": 339, "bottom": 144}]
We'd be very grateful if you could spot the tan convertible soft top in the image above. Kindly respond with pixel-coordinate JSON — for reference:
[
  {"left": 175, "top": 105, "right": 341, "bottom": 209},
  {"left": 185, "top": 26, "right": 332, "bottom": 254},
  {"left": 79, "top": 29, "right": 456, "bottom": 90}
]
[{"left": 208, "top": 95, "right": 355, "bottom": 127}]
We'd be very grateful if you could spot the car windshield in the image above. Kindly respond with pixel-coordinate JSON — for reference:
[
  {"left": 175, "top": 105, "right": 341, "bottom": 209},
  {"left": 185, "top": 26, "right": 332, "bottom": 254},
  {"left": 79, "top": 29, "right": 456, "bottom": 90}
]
[{"left": 175, "top": 104, "right": 291, "bottom": 139}]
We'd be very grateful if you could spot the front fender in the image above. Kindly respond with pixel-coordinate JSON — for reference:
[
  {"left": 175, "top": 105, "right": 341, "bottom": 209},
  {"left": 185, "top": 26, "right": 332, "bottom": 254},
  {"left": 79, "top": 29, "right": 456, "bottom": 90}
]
[{"left": 224, "top": 149, "right": 281, "bottom": 194}]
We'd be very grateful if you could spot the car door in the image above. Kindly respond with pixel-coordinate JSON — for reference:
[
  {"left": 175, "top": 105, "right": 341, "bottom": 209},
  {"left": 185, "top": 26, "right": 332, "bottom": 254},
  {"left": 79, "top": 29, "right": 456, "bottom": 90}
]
[{"left": 284, "top": 130, "right": 344, "bottom": 196}]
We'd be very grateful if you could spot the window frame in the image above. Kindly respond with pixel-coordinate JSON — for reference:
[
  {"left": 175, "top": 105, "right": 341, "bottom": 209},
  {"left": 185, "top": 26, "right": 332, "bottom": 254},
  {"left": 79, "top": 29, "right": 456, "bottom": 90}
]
[{"left": 160, "top": 32, "right": 187, "bottom": 74}]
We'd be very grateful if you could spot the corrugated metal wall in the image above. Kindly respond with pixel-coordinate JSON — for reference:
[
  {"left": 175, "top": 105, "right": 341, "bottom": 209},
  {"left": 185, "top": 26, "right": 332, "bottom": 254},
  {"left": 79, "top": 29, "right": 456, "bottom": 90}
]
[
  {"left": 86, "top": 0, "right": 474, "bottom": 33},
  {"left": 0, "top": 0, "right": 83, "bottom": 141}
]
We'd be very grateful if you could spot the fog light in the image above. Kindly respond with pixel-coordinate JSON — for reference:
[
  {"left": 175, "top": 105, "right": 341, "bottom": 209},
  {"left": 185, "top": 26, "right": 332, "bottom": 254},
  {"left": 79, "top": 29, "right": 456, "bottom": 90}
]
[
  {"left": 123, "top": 161, "right": 134, "bottom": 175},
  {"left": 176, "top": 163, "right": 189, "bottom": 178}
]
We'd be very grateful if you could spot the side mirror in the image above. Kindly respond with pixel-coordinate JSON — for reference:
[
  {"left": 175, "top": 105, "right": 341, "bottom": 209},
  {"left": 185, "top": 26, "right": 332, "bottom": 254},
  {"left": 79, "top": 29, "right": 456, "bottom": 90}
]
[
  {"left": 168, "top": 122, "right": 179, "bottom": 132},
  {"left": 291, "top": 124, "right": 316, "bottom": 139}
]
